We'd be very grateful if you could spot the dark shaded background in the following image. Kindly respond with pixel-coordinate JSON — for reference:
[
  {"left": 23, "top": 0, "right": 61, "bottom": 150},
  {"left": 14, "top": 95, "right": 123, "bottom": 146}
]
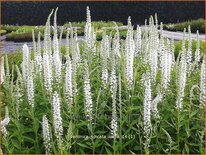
[{"left": 1, "top": 1, "right": 205, "bottom": 25}]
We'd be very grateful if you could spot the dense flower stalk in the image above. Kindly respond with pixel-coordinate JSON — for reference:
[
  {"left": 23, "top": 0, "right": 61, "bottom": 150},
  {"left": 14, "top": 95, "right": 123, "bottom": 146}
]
[
  {"left": 22, "top": 44, "right": 30, "bottom": 81},
  {"left": 52, "top": 91, "right": 63, "bottom": 139},
  {"left": 27, "top": 72, "right": 34, "bottom": 108},
  {"left": 42, "top": 115, "right": 51, "bottom": 154},
  {"left": 100, "top": 32, "right": 109, "bottom": 88},
  {"left": 65, "top": 55, "right": 73, "bottom": 105},
  {"left": 200, "top": 55, "right": 205, "bottom": 107},
  {"left": 84, "top": 63, "right": 93, "bottom": 122},
  {"left": 161, "top": 39, "right": 173, "bottom": 90},
  {"left": 1, "top": 56, "right": 5, "bottom": 84},
  {"left": 135, "top": 25, "right": 141, "bottom": 57},
  {"left": 53, "top": 8, "right": 62, "bottom": 83},
  {"left": 43, "top": 10, "right": 53, "bottom": 93},
  {"left": 176, "top": 48, "right": 187, "bottom": 110},
  {"left": 43, "top": 52, "right": 53, "bottom": 92},
  {"left": 110, "top": 68, "right": 118, "bottom": 138},
  {"left": 148, "top": 16, "right": 158, "bottom": 81},
  {"left": 35, "top": 32, "right": 42, "bottom": 72},
  {"left": 125, "top": 17, "right": 135, "bottom": 89},
  {"left": 186, "top": 26, "right": 192, "bottom": 72},
  {"left": 1, "top": 107, "right": 10, "bottom": 136},
  {"left": 85, "top": 6, "right": 96, "bottom": 52},
  {"left": 143, "top": 73, "right": 152, "bottom": 150},
  {"left": 195, "top": 30, "right": 200, "bottom": 66}
]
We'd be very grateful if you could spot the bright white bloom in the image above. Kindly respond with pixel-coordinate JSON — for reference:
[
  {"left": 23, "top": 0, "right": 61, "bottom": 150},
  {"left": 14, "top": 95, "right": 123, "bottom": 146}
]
[
  {"left": 35, "top": 32, "right": 42, "bottom": 72},
  {"left": 135, "top": 25, "right": 141, "bottom": 57},
  {"left": 170, "top": 38, "right": 176, "bottom": 68},
  {"left": 43, "top": 9, "right": 53, "bottom": 93},
  {"left": 148, "top": 17, "right": 158, "bottom": 81},
  {"left": 42, "top": 115, "right": 51, "bottom": 154},
  {"left": 176, "top": 48, "right": 187, "bottom": 110},
  {"left": 1, "top": 56, "right": 5, "bottom": 84},
  {"left": 52, "top": 91, "right": 63, "bottom": 139},
  {"left": 143, "top": 73, "right": 152, "bottom": 149},
  {"left": 53, "top": 8, "right": 62, "bottom": 83},
  {"left": 110, "top": 68, "right": 118, "bottom": 138},
  {"left": 186, "top": 26, "right": 192, "bottom": 72},
  {"left": 200, "top": 55, "right": 205, "bottom": 107},
  {"left": 43, "top": 53, "right": 53, "bottom": 93},
  {"left": 161, "top": 39, "right": 173, "bottom": 90},
  {"left": 100, "top": 33, "right": 109, "bottom": 88},
  {"left": 125, "top": 17, "right": 135, "bottom": 89},
  {"left": 84, "top": 63, "right": 93, "bottom": 122},
  {"left": 195, "top": 30, "right": 200, "bottom": 66},
  {"left": 27, "top": 73, "right": 34, "bottom": 108},
  {"left": 22, "top": 44, "right": 30, "bottom": 81},
  {"left": 65, "top": 56, "right": 73, "bottom": 104},
  {"left": 113, "top": 24, "right": 121, "bottom": 57},
  {"left": 1, "top": 107, "right": 10, "bottom": 136},
  {"left": 85, "top": 6, "right": 96, "bottom": 52}
]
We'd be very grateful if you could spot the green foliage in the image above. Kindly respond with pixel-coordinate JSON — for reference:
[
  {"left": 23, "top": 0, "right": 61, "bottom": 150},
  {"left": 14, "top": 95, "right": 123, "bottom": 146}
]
[
  {"left": 1, "top": 29, "right": 7, "bottom": 34},
  {"left": 3, "top": 21, "right": 123, "bottom": 42},
  {"left": 96, "top": 30, "right": 127, "bottom": 41},
  {"left": 2, "top": 25, "right": 20, "bottom": 33},
  {"left": 2, "top": 41, "right": 205, "bottom": 154},
  {"left": 64, "top": 21, "right": 123, "bottom": 29},
  {"left": 174, "top": 40, "right": 205, "bottom": 59},
  {"left": 164, "top": 18, "right": 205, "bottom": 33}
]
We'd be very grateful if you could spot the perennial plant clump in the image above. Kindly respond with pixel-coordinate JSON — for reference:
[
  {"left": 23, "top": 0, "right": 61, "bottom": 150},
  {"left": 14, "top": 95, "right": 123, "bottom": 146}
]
[{"left": 1, "top": 7, "right": 205, "bottom": 154}]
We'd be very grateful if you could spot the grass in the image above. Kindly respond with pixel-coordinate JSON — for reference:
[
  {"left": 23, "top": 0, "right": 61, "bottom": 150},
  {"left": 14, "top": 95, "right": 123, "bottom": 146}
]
[
  {"left": 1, "top": 29, "right": 6, "bottom": 35},
  {"left": 174, "top": 40, "right": 205, "bottom": 59},
  {"left": 163, "top": 18, "right": 205, "bottom": 33},
  {"left": 3, "top": 21, "right": 123, "bottom": 42}
]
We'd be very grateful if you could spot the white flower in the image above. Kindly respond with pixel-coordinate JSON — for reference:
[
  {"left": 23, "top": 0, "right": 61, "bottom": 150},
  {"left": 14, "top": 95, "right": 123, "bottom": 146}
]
[
  {"left": 135, "top": 25, "right": 141, "bottom": 57},
  {"left": 22, "top": 44, "right": 30, "bottom": 81},
  {"left": 125, "top": 17, "right": 135, "bottom": 89},
  {"left": 195, "top": 30, "right": 200, "bottom": 66},
  {"left": 200, "top": 55, "right": 205, "bottom": 107},
  {"left": 101, "top": 65, "right": 108, "bottom": 89},
  {"left": 186, "top": 25, "right": 192, "bottom": 72},
  {"left": 1, "top": 56, "right": 5, "bottom": 84},
  {"left": 100, "top": 33, "right": 109, "bottom": 88},
  {"left": 53, "top": 8, "right": 62, "bottom": 83},
  {"left": 27, "top": 73, "right": 34, "bottom": 108},
  {"left": 43, "top": 9, "right": 53, "bottom": 93},
  {"left": 1, "top": 107, "right": 10, "bottom": 136},
  {"left": 85, "top": 6, "right": 96, "bottom": 52},
  {"left": 35, "top": 32, "right": 42, "bottom": 73},
  {"left": 43, "top": 52, "right": 53, "bottom": 92},
  {"left": 65, "top": 56, "right": 73, "bottom": 104},
  {"left": 176, "top": 48, "right": 187, "bottom": 110},
  {"left": 42, "top": 115, "right": 51, "bottom": 154},
  {"left": 52, "top": 91, "right": 63, "bottom": 139},
  {"left": 110, "top": 68, "right": 118, "bottom": 138},
  {"left": 161, "top": 39, "right": 173, "bottom": 90},
  {"left": 84, "top": 63, "right": 93, "bottom": 122},
  {"left": 143, "top": 73, "right": 152, "bottom": 149}
]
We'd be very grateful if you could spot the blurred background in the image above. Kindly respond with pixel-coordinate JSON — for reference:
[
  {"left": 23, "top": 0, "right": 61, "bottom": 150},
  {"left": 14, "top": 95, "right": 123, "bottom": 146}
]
[{"left": 2, "top": 1, "right": 204, "bottom": 25}]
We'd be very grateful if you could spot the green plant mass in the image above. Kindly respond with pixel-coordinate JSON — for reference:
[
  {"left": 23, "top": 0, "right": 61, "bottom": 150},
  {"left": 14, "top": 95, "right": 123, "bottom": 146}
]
[{"left": 1, "top": 7, "right": 205, "bottom": 154}]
